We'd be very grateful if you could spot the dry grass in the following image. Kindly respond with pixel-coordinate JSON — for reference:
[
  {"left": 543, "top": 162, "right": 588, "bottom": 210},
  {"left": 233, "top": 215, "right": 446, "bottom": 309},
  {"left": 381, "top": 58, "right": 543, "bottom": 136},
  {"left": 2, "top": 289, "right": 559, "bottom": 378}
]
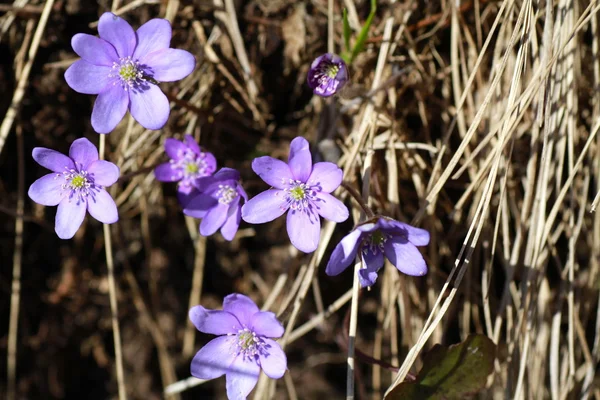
[{"left": 2, "top": 0, "right": 600, "bottom": 399}]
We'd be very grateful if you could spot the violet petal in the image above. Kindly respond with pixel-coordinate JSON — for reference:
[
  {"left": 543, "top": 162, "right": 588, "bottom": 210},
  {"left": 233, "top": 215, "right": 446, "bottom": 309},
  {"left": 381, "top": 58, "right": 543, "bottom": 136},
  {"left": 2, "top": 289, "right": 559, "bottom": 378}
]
[
  {"left": 183, "top": 134, "right": 201, "bottom": 154},
  {"left": 86, "top": 189, "right": 118, "bottom": 224},
  {"left": 88, "top": 160, "right": 120, "bottom": 186},
  {"left": 191, "top": 336, "right": 237, "bottom": 380},
  {"left": 358, "top": 250, "right": 385, "bottom": 287},
  {"left": 32, "top": 148, "right": 75, "bottom": 172},
  {"left": 164, "top": 138, "right": 186, "bottom": 159},
  {"left": 133, "top": 18, "right": 171, "bottom": 60},
  {"left": 154, "top": 163, "right": 182, "bottom": 182},
  {"left": 200, "top": 203, "right": 229, "bottom": 236},
  {"left": 64, "top": 60, "right": 112, "bottom": 95},
  {"left": 142, "top": 48, "right": 195, "bottom": 82},
  {"left": 223, "top": 294, "right": 259, "bottom": 327},
  {"left": 286, "top": 209, "right": 320, "bottom": 253},
  {"left": 314, "top": 192, "right": 348, "bottom": 223},
  {"left": 250, "top": 311, "right": 284, "bottom": 338},
  {"left": 220, "top": 198, "right": 241, "bottom": 241},
  {"left": 28, "top": 174, "right": 64, "bottom": 206},
  {"left": 251, "top": 156, "right": 293, "bottom": 189},
  {"left": 91, "top": 84, "right": 129, "bottom": 134},
  {"left": 189, "top": 306, "right": 241, "bottom": 335},
  {"left": 98, "top": 12, "right": 136, "bottom": 58},
  {"left": 69, "top": 138, "right": 98, "bottom": 169},
  {"left": 325, "top": 227, "right": 365, "bottom": 276},
  {"left": 258, "top": 339, "right": 287, "bottom": 379},
  {"left": 128, "top": 83, "right": 169, "bottom": 130},
  {"left": 241, "top": 189, "right": 287, "bottom": 224},
  {"left": 71, "top": 33, "right": 118, "bottom": 66},
  {"left": 225, "top": 356, "right": 261, "bottom": 400},
  {"left": 306, "top": 162, "right": 343, "bottom": 193},
  {"left": 383, "top": 239, "right": 428, "bottom": 276},
  {"left": 287, "top": 137, "right": 312, "bottom": 182},
  {"left": 55, "top": 198, "right": 87, "bottom": 239}
]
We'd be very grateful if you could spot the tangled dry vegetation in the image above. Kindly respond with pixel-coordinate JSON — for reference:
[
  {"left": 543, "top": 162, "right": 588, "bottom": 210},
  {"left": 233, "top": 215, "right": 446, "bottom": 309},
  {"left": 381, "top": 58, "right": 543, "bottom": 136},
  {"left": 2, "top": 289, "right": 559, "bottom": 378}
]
[{"left": 1, "top": 0, "right": 600, "bottom": 399}]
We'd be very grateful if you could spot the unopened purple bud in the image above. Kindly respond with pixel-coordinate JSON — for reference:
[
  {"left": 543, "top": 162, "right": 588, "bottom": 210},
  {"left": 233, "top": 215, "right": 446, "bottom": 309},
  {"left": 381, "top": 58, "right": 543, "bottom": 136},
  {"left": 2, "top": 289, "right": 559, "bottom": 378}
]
[{"left": 307, "top": 53, "right": 349, "bottom": 97}]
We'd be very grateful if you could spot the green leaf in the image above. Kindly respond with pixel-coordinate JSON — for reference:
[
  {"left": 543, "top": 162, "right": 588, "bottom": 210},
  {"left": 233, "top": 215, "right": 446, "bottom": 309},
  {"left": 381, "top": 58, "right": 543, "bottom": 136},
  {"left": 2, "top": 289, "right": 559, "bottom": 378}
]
[
  {"left": 350, "top": 0, "right": 377, "bottom": 63},
  {"left": 343, "top": 8, "right": 351, "bottom": 54},
  {"left": 385, "top": 334, "right": 497, "bottom": 400}
]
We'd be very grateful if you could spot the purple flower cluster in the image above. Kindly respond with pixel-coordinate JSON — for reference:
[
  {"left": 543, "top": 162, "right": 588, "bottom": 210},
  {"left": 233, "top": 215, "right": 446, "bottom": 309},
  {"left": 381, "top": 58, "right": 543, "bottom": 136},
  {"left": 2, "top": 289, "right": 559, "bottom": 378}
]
[
  {"left": 242, "top": 136, "right": 349, "bottom": 253},
  {"left": 28, "top": 138, "right": 119, "bottom": 239},
  {"left": 24, "top": 9, "right": 432, "bottom": 400},
  {"left": 65, "top": 12, "right": 195, "bottom": 134},
  {"left": 190, "top": 294, "right": 287, "bottom": 400}
]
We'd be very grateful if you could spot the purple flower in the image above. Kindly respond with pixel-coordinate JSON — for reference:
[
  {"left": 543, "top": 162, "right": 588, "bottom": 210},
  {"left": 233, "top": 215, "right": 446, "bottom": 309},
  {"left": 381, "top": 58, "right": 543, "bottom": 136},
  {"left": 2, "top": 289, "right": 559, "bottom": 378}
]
[
  {"left": 307, "top": 53, "right": 349, "bottom": 97},
  {"left": 64, "top": 12, "right": 195, "bottom": 134},
  {"left": 189, "top": 293, "right": 287, "bottom": 400},
  {"left": 241, "top": 136, "right": 348, "bottom": 253},
  {"left": 154, "top": 134, "right": 216, "bottom": 196},
  {"left": 326, "top": 217, "right": 430, "bottom": 287},
  {"left": 183, "top": 168, "right": 247, "bottom": 241},
  {"left": 28, "top": 138, "right": 119, "bottom": 239}
]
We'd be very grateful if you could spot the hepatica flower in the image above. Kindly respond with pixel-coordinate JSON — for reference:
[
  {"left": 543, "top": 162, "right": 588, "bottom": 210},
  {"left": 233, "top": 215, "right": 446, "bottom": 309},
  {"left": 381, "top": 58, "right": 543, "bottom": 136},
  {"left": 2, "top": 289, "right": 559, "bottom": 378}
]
[
  {"left": 28, "top": 138, "right": 119, "bottom": 239},
  {"left": 65, "top": 12, "right": 195, "bottom": 134},
  {"left": 189, "top": 294, "right": 287, "bottom": 400},
  {"left": 307, "top": 53, "right": 349, "bottom": 97},
  {"left": 241, "top": 136, "right": 349, "bottom": 253},
  {"left": 154, "top": 134, "right": 216, "bottom": 197},
  {"left": 326, "top": 217, "right": 430, "bottom": 287},
  {"left": 183, "top": 168, "right": 247, "bottom": 241}
]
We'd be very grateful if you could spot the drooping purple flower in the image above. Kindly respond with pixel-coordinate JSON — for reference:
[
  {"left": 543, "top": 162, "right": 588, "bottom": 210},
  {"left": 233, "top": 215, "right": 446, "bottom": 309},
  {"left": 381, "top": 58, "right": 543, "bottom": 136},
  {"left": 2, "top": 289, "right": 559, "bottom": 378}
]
[
  {"left": 241, "top": 136, "right": 348, "bottom": 253},
  {"left": 307, "top": 53, "right": 349, "bottom": 97},
  {"left": 326, "top": 217, "right": 430, "bottom": 287},
  {"left": 64, "top": 12, "right": 195, "bottom": 134},
  {"left": 183, "top": 168, "right": 247, "bottom": 241},
  {"left": 28, "top": 138, "right": 120, "bottom": 239},
  {"left": 189, "top": 293, "right": 287, "bottom": 400},
  {"left": 154, "top": 134, "right": 216, "bottom": 200}
]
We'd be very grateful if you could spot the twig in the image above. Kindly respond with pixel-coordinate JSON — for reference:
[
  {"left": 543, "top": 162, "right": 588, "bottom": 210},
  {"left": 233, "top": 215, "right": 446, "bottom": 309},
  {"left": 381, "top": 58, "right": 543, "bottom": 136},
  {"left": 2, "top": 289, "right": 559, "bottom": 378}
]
[
  {"left": 328, "top": 0, "right": 334, "bottom": 54},
  {"left": 100, "top": 135, "right": 127, "bottom": 400},
  {"left": 341, "top": 182, "right": 375, "bottom": 218},
  {"left": 7, "top": 124, "right": 25, "bottom": 400},
  {"left": 346, "top": 262, "right": 360, "bottom": 400},
  {"left": 182, "top": 235, "right": 207, "bottom": 358},
  {"left": 0, "top": 0, "right": 56, "bottom": 156}
]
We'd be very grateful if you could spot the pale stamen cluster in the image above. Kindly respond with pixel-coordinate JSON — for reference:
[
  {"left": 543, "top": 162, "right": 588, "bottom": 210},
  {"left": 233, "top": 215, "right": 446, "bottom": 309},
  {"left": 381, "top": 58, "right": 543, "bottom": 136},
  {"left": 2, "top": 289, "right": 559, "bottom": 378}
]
[
  {"left": 279, "top": 179, "right": 318, "bottom": 212},
  {"left": 363, "top": 230, "right": 390, "bottom": 255},
  {"left": 229, "top": 328, "right": 267, "bottom": 362},
  {"left": 170, "top": 151, "right": 211, "bottom": 182},
  {"left": 109, "top": 56, "right": 145, "bottom": 90},
  {"left": 316, "top": 63, "right": 340, "bottom": 89},
  {"left": 57, "top": 165, "right": 96, "bottom": 204},
  {"left": 216, "top": 185, "right": 237, "bottom": 204}
]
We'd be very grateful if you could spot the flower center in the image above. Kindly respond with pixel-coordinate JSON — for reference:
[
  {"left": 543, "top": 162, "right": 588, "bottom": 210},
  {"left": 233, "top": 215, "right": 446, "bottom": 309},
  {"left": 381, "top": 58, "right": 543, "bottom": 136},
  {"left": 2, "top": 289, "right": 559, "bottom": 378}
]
[
  {"left": 364, "top": 230, "right": 389, "bottom": 254},
  {"left": 289, "top": 185, "right": 306, "bottom": 200},
  {"left": 59, "top": 166, "right": 97, "bottom": 204},
  {"left": 70, "top": 174, "right": 86, "bottom": 189},
  {"left": 325, "top": 64, "right": 340, "bottom": 78},
  {"left": 232, "top": 328, "right": 266, "bottom": 361},
  {"left": 282, "top": 179, "right": 318, "bottom": 212},
  {"left": 171, "top": 151, "right": 213, "bottom": 180},
  {"left": 216, "top": 184, "right": 237, "bottom": 204},
  {"left": 185, "top": 162, "right": 199, "bottom": 174},
  {"left": 110, "top": 56, "right": 145, "bottom": 90}
]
